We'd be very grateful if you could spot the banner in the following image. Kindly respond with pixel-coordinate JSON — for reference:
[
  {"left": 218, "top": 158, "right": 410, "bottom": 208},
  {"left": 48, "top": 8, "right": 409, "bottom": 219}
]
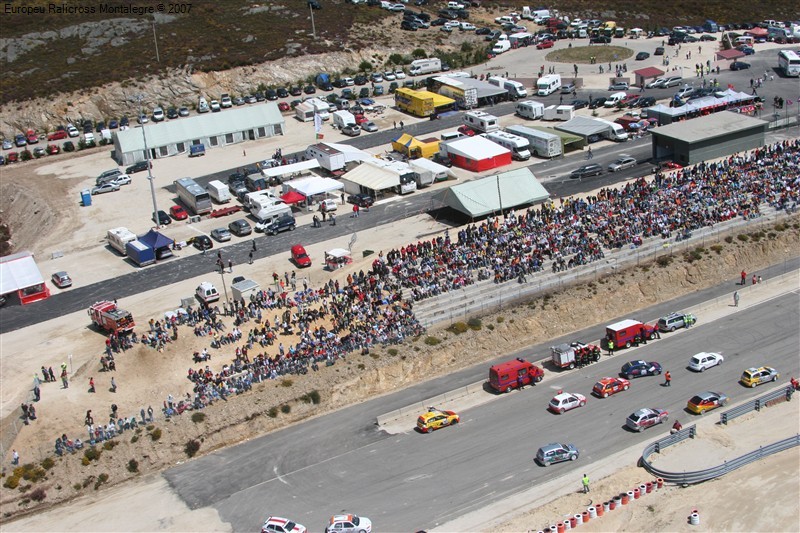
[{"left": 314, "top": 112, "right": 323, "bottom": 133}]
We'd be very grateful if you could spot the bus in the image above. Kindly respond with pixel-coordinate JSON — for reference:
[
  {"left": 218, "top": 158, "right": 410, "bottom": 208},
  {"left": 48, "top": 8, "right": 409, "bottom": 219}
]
[
  {"left": 174, "top": 177, "right": 212, "bottom": 215},
  {"left": 778, "top": 50, "right": 800, "bottom": 77}
]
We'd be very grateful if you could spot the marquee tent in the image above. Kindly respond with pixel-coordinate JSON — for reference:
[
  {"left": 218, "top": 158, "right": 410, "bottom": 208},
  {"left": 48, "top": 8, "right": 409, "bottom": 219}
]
[{"left": 0, "top": 251, "right": 50, "bottom": 305}]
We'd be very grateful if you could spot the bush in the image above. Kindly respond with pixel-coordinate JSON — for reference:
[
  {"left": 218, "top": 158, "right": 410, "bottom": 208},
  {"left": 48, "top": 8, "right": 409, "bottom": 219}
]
[
  {"left": 130, "top": 435, "right": 139, "bottom": 443},
  {"left": 280, "top": 379, "right": 294, "bottom": 387},
  {"left": 102, "top": 441, "right": 117, "bottom": 451},
  {"left": 127, "top": 459, "right": 139, "bottom": 473},
  {"left": 710, "top": 244, "right": 723, "bottom": 254},
  {"left": 737, "top": 234, "right": 749, "bottom": 242},
  {"left": 98, "top": 473, "right": 109, "bottom": 483},
  {"left": 655, "top": 255, "right": 673, "bottom": 268},
  {"left": 149, "top": 428, "right": 162, "bottom": 441},
  {"left": 20, "top": 150, "right": 32, "bottom": 161},
  {"left": 496, "top": 316, "right": 505, "bottom": 323},
  {"left": 40, "top": 457, "right": 55, "bottom": 470},
  {"left": 84, "top": 447, "right": 102, "bottom": 461},
  {"left": 424, "top": 336, "right": 441, "bottom": 346},
  {"left": 447, "top": 322, "right": 469, "bottom": 334},
  {"left": 191, "top": 412, "right": 206, "bottom": 424},
  {"left": 387, "top": 348, "right": 398, "bottom": 356},
  {"left": 724, "top": 235, "right": 733, "bottom": 243},
  {"left": 267, "top": 407, "right": 279, "bottom": 418},
  {"left": 29, "top": 488, "right": 46, "bottom": 502},
  {"left": 185, "top": 439, "right": 201, "bottom": 458},
  {"left": 467, "top": 318, "right": 483, "bottom": 331},
  {"left": 81, "top": 457, "right": 90, "bottom": 466},
  {"left": 280, "top": 404, "right": 291, "bottom": 414},
  {"left": 487, "top": 324, "right": 495, "bottom": 331},
  {"left": 307, "top": 390, "right": 320, "bottom": 405},
  {"left": 73, "top": 482, "right": 82, "bottom": 491},
  {"left": 370, "top": 352, "right": 379, "bottom": 359},
  {"left": 357, "top": 363, "right": 365, "bottom": 370},
  {"left": 4, "top": 476, "right": 19, "bottom": 489}
]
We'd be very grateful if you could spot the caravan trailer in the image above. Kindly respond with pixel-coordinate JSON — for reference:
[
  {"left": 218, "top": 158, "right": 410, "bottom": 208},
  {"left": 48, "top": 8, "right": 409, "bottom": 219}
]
[
  {"left": 543, "top": 105, "right": 575, "bottom": 121},
  {"left": 515, "top": 100, "right": 545, "bottom": 120},
  {"left": 504, "top": 125, "right": 562, "bottom": 158},
  {"left": 463, "top": 110, "right": 500, "bottom": 133}
]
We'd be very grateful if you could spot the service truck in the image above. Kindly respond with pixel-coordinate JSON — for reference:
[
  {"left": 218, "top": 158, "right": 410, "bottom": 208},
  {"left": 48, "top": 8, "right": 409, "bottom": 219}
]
[
  {"left": 515, "top": 100, "right": 545, "bottom": 120},
  {"left": 505, "top": 125, "right": 563, "bottom": 158},
  {"left": 551, "top": 341, "right": 602, "bottom": 369},
  {"left": 489, "top": 357, "right": 544, "bottom": 393},
  {"left": 88, "top": 300, "right": 135, "bottom": 333},
  {"left": 409, "top": 58, "right": 442, "bottom": 76}
]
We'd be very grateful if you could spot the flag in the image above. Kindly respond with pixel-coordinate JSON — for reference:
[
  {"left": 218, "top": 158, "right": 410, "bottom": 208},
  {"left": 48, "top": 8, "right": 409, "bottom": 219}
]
[{"left": 313, "top": 112, "right": 323, "bottom": 134}]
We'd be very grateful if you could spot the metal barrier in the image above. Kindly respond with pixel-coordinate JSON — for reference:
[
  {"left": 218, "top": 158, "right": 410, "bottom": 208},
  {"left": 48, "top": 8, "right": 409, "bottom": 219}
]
[{"left": 720, "top": 385, "right": 794, "bottom": 425}]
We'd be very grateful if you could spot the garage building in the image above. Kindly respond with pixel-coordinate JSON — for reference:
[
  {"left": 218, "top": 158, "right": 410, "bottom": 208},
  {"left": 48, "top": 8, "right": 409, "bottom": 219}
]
[
  {"left": 113, "top": 104, "right": 285, "bottom": 165},
  {"left": 650, "top": 111, "right": 767, "bottom": 165}
]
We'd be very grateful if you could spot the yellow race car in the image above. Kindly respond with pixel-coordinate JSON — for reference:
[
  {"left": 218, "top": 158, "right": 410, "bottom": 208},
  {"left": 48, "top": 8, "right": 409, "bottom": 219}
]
[
  {"left": 740, "top": 366, "right": 779, "bottom": 388},
  {"left": 416, "top": 407, "right": 460, "bottom": 433}
]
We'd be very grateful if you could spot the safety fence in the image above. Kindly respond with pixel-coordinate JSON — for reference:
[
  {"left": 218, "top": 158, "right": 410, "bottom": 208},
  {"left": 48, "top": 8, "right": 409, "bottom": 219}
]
[{"left": 720, "top": 385, "right": 795, "bottom": 425}]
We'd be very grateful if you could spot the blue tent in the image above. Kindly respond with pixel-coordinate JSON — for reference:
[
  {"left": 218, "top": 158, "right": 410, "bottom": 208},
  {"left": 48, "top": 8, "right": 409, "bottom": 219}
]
[{"left": 138, "top": 229, "right": 173, "bottom": 250}]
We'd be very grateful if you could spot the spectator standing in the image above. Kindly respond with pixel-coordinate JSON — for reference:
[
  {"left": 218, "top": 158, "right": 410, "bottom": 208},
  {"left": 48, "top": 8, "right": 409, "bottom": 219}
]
[
  {"left": 48, "top": 367, "right": 55, "bottom": 382},
  {"left": 741, "top": 270, "right": 747, "bottom": 285},
  {"left": 89, "top": 377, "right": 95, "bottom": 393}
]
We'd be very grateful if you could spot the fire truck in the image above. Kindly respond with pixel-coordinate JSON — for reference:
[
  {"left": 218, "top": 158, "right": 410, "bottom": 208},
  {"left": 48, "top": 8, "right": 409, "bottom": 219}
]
[
  {"left": 88, "top": 301, "right": 135, "bottom": 333},
  {"left": 551, "top": 342, "right": 601, "bottom": 369}
]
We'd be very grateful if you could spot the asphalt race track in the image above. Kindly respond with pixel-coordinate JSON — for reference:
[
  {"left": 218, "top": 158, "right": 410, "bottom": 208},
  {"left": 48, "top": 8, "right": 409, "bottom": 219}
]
[{"left": 163, "top": 283, "right": 799, "bottom": 531}]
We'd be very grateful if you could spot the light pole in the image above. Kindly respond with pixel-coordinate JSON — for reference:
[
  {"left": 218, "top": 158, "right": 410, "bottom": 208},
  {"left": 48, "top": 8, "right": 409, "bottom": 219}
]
[
  {"left": 309, "top": 3, "right": 316, "bottom": 39},
  {"left": 130, "top": 94, "right": 160, "bottom": 227},
  {"left": 217, "top": 263, "right": 230, "bottom": 305},
  {"left": 152, "top": 19, "right": 160, "bottom": 64}
]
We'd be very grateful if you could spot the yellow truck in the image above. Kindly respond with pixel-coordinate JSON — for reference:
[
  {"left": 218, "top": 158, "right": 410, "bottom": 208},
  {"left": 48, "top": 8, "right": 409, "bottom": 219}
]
[
  {"left": 391, "top": 133, "right": 440, "bottom": 159},
  {"left": 394, "top": 88, "right": 454, "bottom": 117}
]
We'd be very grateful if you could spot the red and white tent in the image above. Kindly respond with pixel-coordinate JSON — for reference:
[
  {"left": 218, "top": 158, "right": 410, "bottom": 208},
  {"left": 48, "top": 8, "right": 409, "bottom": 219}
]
[
  {"left": 0, "top": 251, "right": 50, "bottom": 305},
  {"left": 441, "top": 136, "right": 512, "bottom": 172}
]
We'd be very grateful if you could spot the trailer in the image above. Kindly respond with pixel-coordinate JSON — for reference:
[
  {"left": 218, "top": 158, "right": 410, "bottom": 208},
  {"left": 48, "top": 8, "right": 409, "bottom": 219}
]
[
  {"left": 107, "top": 227, "right": 137, "bottom": 256},
  {"left": 483, "top": 131, "right": 531, "bottom": 161},
  {"left": 543, "top": 105, "right": 575, "bottom": 121},
  {"left": 463, "top": 110, "right": 500, "bottom": 133},
  {"left": 556, "top": 115, "right": 628, "bottom": 142},
  {"left": 88, "top": 300, "right": 135, "bottom": 333},
  {"left": 551, "top": 342, "right": 601, "bottom": 370},
  {"left": 515, "top": 100, "right": 545, "bottom": 120},
  {"left": 504, "top": 125, "right": 563, "bottom": 158},
  {"left": 125, "top": 240, "right": 155, "bottom": 267},
  {"left": 231, "top": 279, "right": 261, "bottom": 302}
]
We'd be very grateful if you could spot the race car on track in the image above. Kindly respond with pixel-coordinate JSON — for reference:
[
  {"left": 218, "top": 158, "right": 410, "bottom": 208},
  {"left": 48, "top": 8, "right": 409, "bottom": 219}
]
[
  {"left": 416, "top": 407, "right": 460, "bottom": 433},
  {"left": 593, "top": 377, "right": 630, "bottom": 398}
]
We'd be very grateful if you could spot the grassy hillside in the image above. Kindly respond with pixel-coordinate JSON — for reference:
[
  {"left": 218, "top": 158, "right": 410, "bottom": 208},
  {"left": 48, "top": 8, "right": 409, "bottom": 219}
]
[{"left": 1, "top": 0, "right": 794, "bottom": 105}]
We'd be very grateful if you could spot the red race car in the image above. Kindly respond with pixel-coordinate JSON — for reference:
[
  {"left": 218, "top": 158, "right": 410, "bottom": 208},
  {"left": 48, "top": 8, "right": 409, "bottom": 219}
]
[
  {"left": 592, "top": 377, "right": 630, "bottom": 398},
  {"left": 536, "top": 40, "right": 555, "bottom": 49}
]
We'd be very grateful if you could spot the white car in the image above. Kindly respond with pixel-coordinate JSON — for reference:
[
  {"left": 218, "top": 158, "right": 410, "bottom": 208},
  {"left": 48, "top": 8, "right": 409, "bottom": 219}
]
[
  {"left": 460, "top": 22, "right": 477, "bottom": 31},
  {"left": 688, "top": 352, "right": 724, "bottom": 372},
  {"left": 83, "top": 132, "right": 95, "bottom": 143},
  {"left": 66, "top": 124, "right": 80, "bottom": 137},
  {"left": 318, "top": 198, "right": 338, "bottom": 212},
  {"left": 91, "top": 182, "right": 120, "bottom": 195},
  {"left": 608, "top": 155, "right": 637, "bottom": 172},
  {"left": 394, "top": 69, "right": 406, "bottom": 79},
  {"left": 261, "top": 516, "right": 307, "bottom": 533},
  {"left": 210, "top": 100, "right": 221, "bottom": 112},
  {"left": 548, "top": 392, "right": 587, "bottom": 414},
  {"left": 325, "top": 514, "right": 372, "bottom": 533},
  {"left": 152, "top": 107, "right": 165, "bottom": 122},
  {"left": 112, "top": 174, "right": 131, "bottom": 186},
  {"left": 383, "top": 71, "right": 396, "bottom": 81},
  {"left": 444, "top": 20, "right": 460, "bottom": 29}
]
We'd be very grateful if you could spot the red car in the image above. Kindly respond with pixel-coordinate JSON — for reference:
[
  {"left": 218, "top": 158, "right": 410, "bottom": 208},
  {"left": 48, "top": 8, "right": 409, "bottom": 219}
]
[
  {"left": 47, "top": 144, "right": 60, "bottom": 155},
  {"left": 354, "top": 114, "right": 368, "bottom": 125},
  {"left": 278, "top": 102, "right": 290, "bottom": 112},
  {"left": 291, "top": 244, "right": 311, "bottom": 267},
  {"left": 169, "top": 205, "right": 188, "bottom": 220},
  {"left": 47, "top": 130, "right": 68, "bottom": 141},
  {"left": 536, "top": 40, "right": 555, "bottom": 49},
  {"left": 457, "top": 125, "right": 475, "bottom": 136},
  {"left": 26, "top": 129, "right": 39, "bottom": 144},
  {"left": 592, "top": 377, "right": 630, "bottom": 398},
  {"left": 661, "top": 161, "right": 682, "bottom": 170},
  {"left": 6, "top": 152, "right": 19, "bottom": 163}
]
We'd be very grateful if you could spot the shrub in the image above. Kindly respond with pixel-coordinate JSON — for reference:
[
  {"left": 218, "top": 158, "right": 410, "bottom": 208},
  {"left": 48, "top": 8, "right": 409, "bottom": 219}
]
[
  {"left": 496, "top": 316, "right": 505, "bottom": 323},
  {"left": 191, "top": 412, "right": 206, "bottom": 424},
  {"left": 82, "top": 476, "right": 94, "bottom": 488},
  {"left": 655, "top": 255, "right": 673, "bottom": 268},
  {"left": 149, "top": 428, "right": 162, "bottom": 441},
  {"left": 467, "top": 318, "right": 483, "bottom": 331},
  {"left": 146, "top": 425, "right": 154, "bottom": 431},
  {"left": 29, "top": 488, "right": 46, "bottom": 502},
  {"left": 127, "top": 459, "right": 139, "bottom": 473},
  {"left": 98, "top": 473, "right": 109, "bottom": 483},
  {"left": 370, "top": 353, "right": 379, "bottom": 359},
  {"left": 737, "top": 234, "right": 749, "bottom": 242},
  {"left": 357, "top": 363, "right": 365, "bottom": 370},
  {"left": 447, "top": 322, "right": 469, "bottom": 334},
  {"left": 724, "top": 235, "right": 733, "bottom": 243},
  {"left": 280, "top": 404, "right": 291, "bottom": 414},
  {"left": 4, "top": 476, "right": 19, "bottom": 489},
  {"left": 130, "top": 435, "right": 139, "bottom": 443},
  {"left": 102, "top": 441, "right": 117, "bottom": 451},
  {"left": 81, "top": 457, "right": 90, "bottom": 466},
  {"left": 73, "top": 482, "right": 82, "bottom": 491},
  {"left": 280, "top": 379, "right": 294, "bottom": 387},
  {"left": 84, "top": 447, "right": 102, "bottom": 461},
  {"left": 487, "top": 324, "right": 495, "bottom": 331},
  {"left": 710, "top": 244, "right": 723, "bottom": 254},
  {"left": 768, "top": 232, "right": 777, "bottom": 239},
  {"left": 308, "top": 390, "right": 321, "bottom": 406},
  {"left": 40, "top": 457, "right": 55, "bottom": 470},
  {"left": 424, "top": 336, "right": 441, "bottom": 346},
  {"left": 20, "top": 150, "right": 32, "bottom": 161},
  {"left": 387, "top": 348, "right": 398, "bottom": 356},
  {"left": 267, "top": 407, "right": 279, "bottom": 418},
  {"left": 774, "top": 223, "right": 787, "bottom": 231},
  {"left": 185, "top": 440, "right": 201, "bottom": 458}
]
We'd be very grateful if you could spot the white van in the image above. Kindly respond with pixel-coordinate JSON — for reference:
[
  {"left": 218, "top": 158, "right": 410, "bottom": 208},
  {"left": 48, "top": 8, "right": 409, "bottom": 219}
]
[
  {"left": 604, "top": 92, "right": 628, "bottom": 107},
  {"left": 492, "top": 39, "right": 511, "bottom": 54},
  {"left": 441, "top": 131, "right": 466, "bottom": 141},
  {"left": 196, "top": 282, "right": 220, "bottom": 305},
  {"left": 206, "top": 180, "right": 232, "bottom": 203},
  {"left": 734, "top": 36, "right": 754, "bottom": 46},
  {"left": 488, "top": 76, "right": 528, "bottom": 98}
]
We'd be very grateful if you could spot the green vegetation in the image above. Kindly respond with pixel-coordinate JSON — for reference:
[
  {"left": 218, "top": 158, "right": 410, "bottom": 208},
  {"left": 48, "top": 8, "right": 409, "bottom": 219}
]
[
  {"left": 83, "top": 447, "right": 102, "bottom": 462},
  {"left": 280, "top": 379, "right": 294, "bottom": 387},
  {"left": 447, "top": 322, "right": 469, "bottom": 334},
  {"left": 545, "top": 46, "right": 632, "bottom": 64},
  {"left": 149, "top": 428, "right": 162, "bottom": 441},
  {"left": 191, "top": 412, "right": 206, "bottom": 424},
  {"left": 127, "top": 459, "right": 139, "bottom": 473},
  {"left": 424, "top": 336, "right": 441, "bottom": 346},
  {"left": 185, "top": 440, "right": 201, "bottom": 458},
  {"left": 467, "top": 318, "right": 483, "bottom": 331},
  {"left": 280, "top": 404, "right": 291, "bottom": 414},
  {"left": 268, "top": 407, "right": 279, "bottom": 418}
]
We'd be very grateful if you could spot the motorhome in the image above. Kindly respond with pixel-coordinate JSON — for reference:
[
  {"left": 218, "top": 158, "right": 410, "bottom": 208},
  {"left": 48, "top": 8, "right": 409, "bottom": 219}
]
[
  {"left": 488, "top": 76, "right": 528, "bottom": 98},
  {"left": 253, "top": 203, "right": 293, "bottom": 228},
  {"left": 484, "top": 131, "right": 531, "bottom": 161},
  {"left": 536, "top": 74, "right": 561, "bottom": 96},
  {"left": 504, "top": 125, "right": 562, "bottom": 158},
  {"left": 409, "top": 58, "right": 442, "bottom": 76},
  {"left": 107, "top": 227, "right": 137, "bottom": 256},
  {"left": 463, "top": 110, "right": 500, "bottom": 133},
  {"left": 515, "top": 100, "right": 545, "bottom": 120}
]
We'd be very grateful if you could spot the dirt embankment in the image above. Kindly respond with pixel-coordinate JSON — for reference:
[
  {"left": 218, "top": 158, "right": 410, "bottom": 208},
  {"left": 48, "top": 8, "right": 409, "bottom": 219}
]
[{"left": 1, "top": 216, "right": 798, "bottom": 521}]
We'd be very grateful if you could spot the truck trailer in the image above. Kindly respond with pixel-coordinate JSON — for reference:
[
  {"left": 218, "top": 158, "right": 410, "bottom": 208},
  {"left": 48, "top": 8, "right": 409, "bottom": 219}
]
[
  {"left": 125, "top": 240, "right": 155, "bottom": 267},
  {"left": 504, "top": 125, "right": 563, "bottom": 158}
]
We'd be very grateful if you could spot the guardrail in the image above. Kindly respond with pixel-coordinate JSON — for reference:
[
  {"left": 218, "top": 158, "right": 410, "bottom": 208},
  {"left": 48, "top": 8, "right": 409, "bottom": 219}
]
[
  {"left": 720, "top": 385, "right": 795, "bottom": 425},
  {"left": 375, "top": 380, "right": 485, "bottom": 426}
]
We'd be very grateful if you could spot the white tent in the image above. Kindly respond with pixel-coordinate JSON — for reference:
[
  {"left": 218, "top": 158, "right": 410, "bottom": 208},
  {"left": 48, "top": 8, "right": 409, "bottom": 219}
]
[
  {"left": 284, "top": 176, "right": 343, "bottom": 197},
  {"left": 0, "top": 251, "right": 50, "bottom": 304},
  {"left": 262, "top": 159, "right": 320, "bottom": 178}
]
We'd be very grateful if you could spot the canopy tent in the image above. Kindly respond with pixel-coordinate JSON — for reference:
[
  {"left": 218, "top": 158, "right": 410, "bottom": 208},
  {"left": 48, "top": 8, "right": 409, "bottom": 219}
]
[
  {"left": 284, "top": 176, "right": 343, "bottom": 197},
  {"left": 391, "top": 133, "right": 440, "bottom": 159},
  {"left": 431, "top": 167, "right": 550, "bottom": 218},
  {"left": 280, "top": 190, "right": 307, "bottom": 205},
  {"left": 262, "top": 159, "right": 320, "bottom": 178},
  {"left": 341, "top": 159, "right": 412, "bottom": 192},
  {"left": 555, "top": 116, "right": 609, "bottom": 139},
  {"left": 716, "top": 49, "right": 745, "bottom": 61},
  {"left": 745, "top": 27, "right": 768, "bottom": 37},
  {"left": 138, "top": 230, "right": 174, "bottom": 250},
  {"left": 0, "top": 251, "right": 50, "bottom": 305},
  {"left": 529, "top": 126, "right": 585, "bottom": 151},
  {"left": 633, "top": 66, "right": 665, "bottom": 87}
]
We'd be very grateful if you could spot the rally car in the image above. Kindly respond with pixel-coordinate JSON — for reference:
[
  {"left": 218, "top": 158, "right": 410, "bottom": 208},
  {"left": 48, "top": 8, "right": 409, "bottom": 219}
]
[
  {"left": 593, "top": 377, "right": 630, "bottom": 398},
  {"left": 687, "top": 391, "right": 728, "bottom": 414},
  {"left": 740, "top": 366, "right": 779, "bottom": 388},
  {"left": 626, "top": 408, "right": 669, "bottom": 431},
  {"left": 416, "top": 407, "right": 460, "bottom": 433},
  {"left": 548, "top": 392, "right": 587, "bottom": 414},
  {"left": 261, "top": 516, "right": 307, "bottom": 533},
  {"left": 620, "top": 360, "right": 662, "bottom": 379}
]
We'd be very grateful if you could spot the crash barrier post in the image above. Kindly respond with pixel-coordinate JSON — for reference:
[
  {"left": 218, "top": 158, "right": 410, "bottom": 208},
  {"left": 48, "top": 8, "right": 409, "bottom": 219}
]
[
  {"left": 640, "top": 433, "right": 799, "bottom": 485},
  {"left": 720, "top": 385, "right": 794, "bottom": 425}
]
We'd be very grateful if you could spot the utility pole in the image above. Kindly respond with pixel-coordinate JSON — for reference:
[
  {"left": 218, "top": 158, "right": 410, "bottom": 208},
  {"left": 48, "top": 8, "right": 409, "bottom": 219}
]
[
  {"left": 217, "top": 263, "right": 230, "bottom": 305},
  {"left": 130, "top": 94, "right": 160, "bottom": 227},
  {"left": 309, "top": 4, "right": 316, "bottom": 39},
  {"left": 152, "top": 19, "right": 160, "bottom": 64}
]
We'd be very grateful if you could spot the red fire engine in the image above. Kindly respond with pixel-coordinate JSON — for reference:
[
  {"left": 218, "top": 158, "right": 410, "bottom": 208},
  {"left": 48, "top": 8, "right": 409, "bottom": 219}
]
[{"left": 88, "top": 301, "right": 135, "bottom": 333}]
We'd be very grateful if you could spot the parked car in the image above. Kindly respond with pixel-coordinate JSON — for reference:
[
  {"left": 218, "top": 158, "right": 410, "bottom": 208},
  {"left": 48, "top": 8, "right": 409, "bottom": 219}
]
[
  {"left": 620, "top": 360, "right": 662, "bottom": 379},
  {"left": 536, "top": 39, "right": 555, "bottom": 49},
  {"left": 592, "top": 377, "right": 630, "bottom": 398},
  {"left": 548, "top": 392, "right": 586, "bottom": 414},
  {"left": 674, "top": 86, "right": 695, "bottom": 99},
  {"left": 153, "top": 210, "right": 171, "bottom": 225},
  {"left": 152, "top": 107, "right": 165, "bottom": 121},
  {"left": 570, "top": 99, "right": 589, "bottom": 109},
  {"left": 66, "top": 124, "right": 80, "bottom": 137},
  {"left": 561, "top": 82, "right": 576, "bottom": 94},
  {"left": 324, "top": 515, "right": 371, "bottom": 533},
  {"left": 303, "top": 85, "right": 316, "bottom": 94},
  {"left": 266, "top": 89, "right": 278, "bottom": 100},
  {"left": 277, "top": 87, "right": 289, "bottom": 98},
  {"left": 26, "top": 129, "right": 39, "bottom": 144},
  {"left": 608, "top": 155, "right": 637, "bottom": 172},
  {"left": 14, "top": 134, "right": 27, "bottom": 147},
  {"left": 112, "top": 174, "right": 131, "bottom": 186},
  {"left": 265, "top": 215, "right": 297, "bottom": 235},
  {"left": 699, "top": 34, "right": 717, "bottom": 41},
  {"left": 536, "top": 443, "right": 579, "bottom": 466},
  {"left": 91, "top": 182, "right": 120, "bottom": 195},
  {"left": 169, "top": 205, "right": 188, "bottom": 220},
  {"left": 370, "top": 72, "right": 384, "bottom": 83},
  {"left": 570, "top": 164, "right": 603, "bottom": 179},
  {"left": 211, "top": 228, "right": 232, "bottom": 242},
  {"left": 740, "top": 366, "right": 779, "bottom": 387},
  {"left": 626, "top": 408, "right": 668, "bottom": 431},
  {"left": 635, "top": 51, "right": 650, "bottom": 60},
  {"left": 291, "top": 244, "right": 312, "bottom": 268},
  {"left": 730, "top": 61, "right": 751, "bottom": 70},
  {"left": 318, "top": 199, "right": 338, "bottom": 212},
  {"left": 342, "top": 125, "right": 361, "bottom": 137},
  {"left": 361, "top": 121, "right": 378, "bottom": 132},
  {"left": 278, "top": 102, "right": 290, "bottom": 112},
  {"left": 654, "top": 46, "right": 665, "bottom": 55},
  {"left": 32, "top": 147, "right": 46, "bottom": 157},
  {"left": 588, "top": 97, "right": 607, "bottom": 109},
  {"left": 47, "top": 144, "right": 60, "bottom": 155},
  {"left": 190, "top": 235, "right": 213, "bottom": 251},
  {"left": 608, "top": 81, "right": 630, "bottom": 91},
  {"left": 687, "top": 391, "right": 728, "bottom": 414},
  {"left": 658, "top": 312, "right": 693, "bottom": 332},
  {"left": 126, "top": 160, "right": 152, "bottom": 174},
  {"left": 47, "top": 130, "right": 68, "bottom": 141},
  {"left": 179, "top": 107, "right": 190, "bottom": 117},
  {"left": 228, "top": 219, "right": 252, "bottom": 236},
  {"left": 347, "top": 193, "right": 374, "bottom": 207},
  {"left": 688, "top": 352, "right": 724, "bottom": 372},
  {"left": 51, "top": 271, "right": 72, "bottom": 289}
]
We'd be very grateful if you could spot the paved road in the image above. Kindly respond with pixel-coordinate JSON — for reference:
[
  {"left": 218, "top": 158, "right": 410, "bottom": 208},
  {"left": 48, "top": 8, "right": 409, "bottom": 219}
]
[
  {"left": 162, "top": 272, "right": 799, "bottom": 531},
  {"left": 0, "top": 47, "right": 794, "bottom": 333}
]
